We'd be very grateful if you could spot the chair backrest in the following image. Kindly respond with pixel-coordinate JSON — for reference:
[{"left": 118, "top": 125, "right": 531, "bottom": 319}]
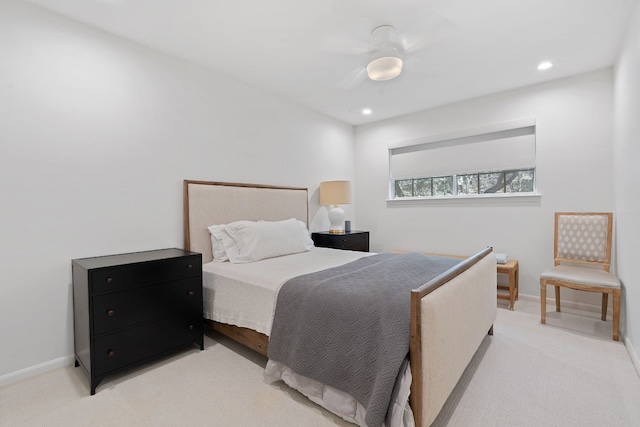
[{"left": 554, "top": 212, "right": 613, "bottom": 271}]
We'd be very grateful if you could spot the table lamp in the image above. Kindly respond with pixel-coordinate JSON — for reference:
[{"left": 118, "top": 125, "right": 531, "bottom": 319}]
[{"left": 320, "top": 180, "right": 352, "bottom": 234}]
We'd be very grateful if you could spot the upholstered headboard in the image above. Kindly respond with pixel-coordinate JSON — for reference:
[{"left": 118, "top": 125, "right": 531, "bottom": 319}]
[{"left": 183, "top": 180, "right": 309, "bottom": 263}]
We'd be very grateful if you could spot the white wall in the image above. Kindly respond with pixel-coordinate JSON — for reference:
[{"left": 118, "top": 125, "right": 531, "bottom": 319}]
[
  {"left": 0, "top": 0, "right": 354, "bottom": 380},
  {"left": 613, "top": 1, "right": 640, "bottom": 361},
  {"left": 355, "top": 69, "right": 614, "bottom": 303}
]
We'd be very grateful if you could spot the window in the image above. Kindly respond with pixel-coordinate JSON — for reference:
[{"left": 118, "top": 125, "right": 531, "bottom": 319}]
[
  {"left": 395, "top": 169, "right": 534, "bottom": 198},
  {"left": 389, "top": 118, "right": 537, "bottom": 199},
  {"left": 394, "top": 176, "right": 454, "bottom": 197}
]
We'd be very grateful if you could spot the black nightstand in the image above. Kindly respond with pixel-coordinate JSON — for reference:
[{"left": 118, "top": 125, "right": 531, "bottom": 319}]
[{"left": 311, "top": 231, "right": 369, "bottom": 252}]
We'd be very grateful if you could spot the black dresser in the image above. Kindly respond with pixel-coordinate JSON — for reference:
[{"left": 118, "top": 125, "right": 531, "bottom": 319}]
[
  {"left": 311, "top": 231, "right": 369, "bottom": 252},
  {"left": 72, "top": 248, "right": 203, "bottom": 394}
]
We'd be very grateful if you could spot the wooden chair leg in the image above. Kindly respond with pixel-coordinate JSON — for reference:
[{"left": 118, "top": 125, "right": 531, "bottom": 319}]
[
  {"left": 601, "top": 293, "right": 608, "bottom": 321},
  {"left": 613, "top": 289, "right": 620, "bottom": 341},
  {"left": 540, "top": 281, "right": 547, "bottom": 324},
  {"left": 555, "top": 285, "right": 561, "bottom": 312}
]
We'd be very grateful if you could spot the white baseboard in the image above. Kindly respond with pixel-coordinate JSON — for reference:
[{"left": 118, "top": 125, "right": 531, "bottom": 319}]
[
  {"left": 0, "top": 355, "right": 74, "bottom": 388},
  {"left": 625, "top": 336, "right": 640, "bottom": 378},
  {"left": 518, "top": 293, "right": 613, "bottom": 316}
]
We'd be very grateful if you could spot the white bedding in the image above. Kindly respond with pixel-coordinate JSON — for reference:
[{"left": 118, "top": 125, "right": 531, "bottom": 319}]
[
  {"left": 202, "top": 246, "right": 370, "bottom": 335},
  {"left": 202, "top": 246, "right": 413, "bottom": 427},
  {"left": 264, "top": 360, "right": 414, "bottom": 427}
]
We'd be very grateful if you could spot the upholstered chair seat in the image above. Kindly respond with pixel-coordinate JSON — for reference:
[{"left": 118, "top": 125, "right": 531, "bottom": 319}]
[{"left": 540, "top": 266, "right": 621, "bottom": 289}]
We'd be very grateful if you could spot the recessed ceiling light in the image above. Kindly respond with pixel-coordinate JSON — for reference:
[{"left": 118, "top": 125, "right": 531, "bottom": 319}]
[
  {"left": 362, "top": 108, "right": 372, "bottom": 115},
  {"left": 537, "top": 61, "right": 553, "bottom": 70}
]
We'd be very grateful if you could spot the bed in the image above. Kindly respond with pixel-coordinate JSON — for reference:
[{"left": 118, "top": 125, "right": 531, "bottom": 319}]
[{"left": 183, "top": 180, "right": 497, "bottom": 426}]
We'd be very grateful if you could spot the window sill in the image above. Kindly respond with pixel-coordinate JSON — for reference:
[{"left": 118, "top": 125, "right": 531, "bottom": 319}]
[{"left": 386, "top": 192, "right": 542, "bottom": 206}]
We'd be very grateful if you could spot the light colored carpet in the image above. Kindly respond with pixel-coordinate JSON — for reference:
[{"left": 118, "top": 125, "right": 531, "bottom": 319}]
[
  {"left": 433, "top": 299, "right": 640, "bottom": 426},
  {"left": 1, "top": 299, "right": 639, "bottom": 426}
]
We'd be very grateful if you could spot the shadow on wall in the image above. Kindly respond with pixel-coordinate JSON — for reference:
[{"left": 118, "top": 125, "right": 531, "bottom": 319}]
[
  {"left": 309, "top": 186, "right": 355, "bottom": 233},
  {"left": 310, "top": 205, "right": 330, "bottom": 233}
]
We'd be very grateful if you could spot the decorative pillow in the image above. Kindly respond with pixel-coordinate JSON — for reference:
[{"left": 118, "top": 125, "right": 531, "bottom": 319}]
[{"left": 222, "top": 218, "right": 314, "bottom": 263}]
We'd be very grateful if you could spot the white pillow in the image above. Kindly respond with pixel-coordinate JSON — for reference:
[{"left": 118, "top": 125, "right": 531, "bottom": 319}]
[
  {"left": 222, "top": 218, "right": 313, "bottom": 263},
  {"left": 207, "top": 224, "right": 233, "bottom": 262},
  {"left": 296, "top": 220, "right": 315, "bottom": 249}
]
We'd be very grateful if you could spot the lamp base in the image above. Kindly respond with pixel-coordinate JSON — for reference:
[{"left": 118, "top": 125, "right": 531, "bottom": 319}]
[{"left": 328, "top": 205, "right": 344, "bottom": 234}]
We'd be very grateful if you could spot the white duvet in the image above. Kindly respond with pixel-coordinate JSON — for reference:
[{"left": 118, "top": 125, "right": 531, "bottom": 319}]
[{"left": 202, "top": 246, "right": 370, "bottom": 335}]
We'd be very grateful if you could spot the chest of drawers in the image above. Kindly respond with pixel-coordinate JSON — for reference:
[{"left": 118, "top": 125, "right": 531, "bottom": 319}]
[{"left": 72, "top": 248, "right": 203, "bottom": 394}]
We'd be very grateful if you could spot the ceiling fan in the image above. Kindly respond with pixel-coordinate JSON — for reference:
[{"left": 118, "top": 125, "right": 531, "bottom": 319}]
[
  {"left": 366, "top": 25, "right": 404, "bottom": 81},
  {"left": 335, "top": 18, "right": 456, "bottom": 90},
  {"left": 336, "top": 25, "right": 405, "bottom": 89}
]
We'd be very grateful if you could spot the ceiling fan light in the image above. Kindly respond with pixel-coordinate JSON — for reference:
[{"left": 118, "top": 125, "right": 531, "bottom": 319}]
[{"left": 366, "top": 47, "right": 403, "bottom": 81}]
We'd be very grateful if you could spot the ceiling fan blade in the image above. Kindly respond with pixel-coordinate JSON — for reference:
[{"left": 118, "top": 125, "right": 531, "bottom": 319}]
[
  {"left": 321, "top": 32, "right": 371, "bottom": 55},
  {"left": 397, "top": 14, "right": 458, "bottom": 53},
  {"left": 337, "top": 66, "right": 368, "bottom": 90}
]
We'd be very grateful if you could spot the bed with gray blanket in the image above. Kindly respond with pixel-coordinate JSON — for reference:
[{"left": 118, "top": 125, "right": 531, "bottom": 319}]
[
  {"left": 269, "top": 252, "right": 462, "bottom": 426},
  {"left": 183, "top": 180, "right": 497, "bottom": 426}
]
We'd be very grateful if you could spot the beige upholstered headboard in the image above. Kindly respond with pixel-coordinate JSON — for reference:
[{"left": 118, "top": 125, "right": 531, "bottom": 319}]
[{"left": 183, "top": 180, "right": 309, "bottom": 263}]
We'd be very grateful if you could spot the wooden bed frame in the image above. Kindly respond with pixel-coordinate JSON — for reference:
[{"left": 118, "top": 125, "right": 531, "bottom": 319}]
[{"left": 183, "top": 179, "right": 497, "bottom": 426}]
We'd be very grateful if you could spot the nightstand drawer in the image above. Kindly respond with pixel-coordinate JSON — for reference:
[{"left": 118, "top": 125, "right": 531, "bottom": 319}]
[
  {"left": 312, "top": 231, "right": 369, "bottom": 252},
  {"left": 93, "top": 313, "right": 202, "bottom": 376},
  {"left": 91, "top": 254, "right": 200, "bottom": 294},
  {"left": 92, "top": 277, "right": 203, "bottom": 335},
  {"left": 333, "top": 234, "right": 368, "bottom": 250}
]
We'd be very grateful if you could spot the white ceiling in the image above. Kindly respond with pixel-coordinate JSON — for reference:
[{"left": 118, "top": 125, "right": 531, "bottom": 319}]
[{"left": 23, "top": 0, "right": 638, "bottom": 125}]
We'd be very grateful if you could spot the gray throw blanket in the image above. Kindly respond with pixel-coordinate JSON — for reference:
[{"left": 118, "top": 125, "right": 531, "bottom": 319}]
[{"left": 268, "top": 252, "right": 461, "bottom": 427}]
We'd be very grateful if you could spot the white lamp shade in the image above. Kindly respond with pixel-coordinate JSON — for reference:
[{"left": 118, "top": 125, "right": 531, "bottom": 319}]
[{"left": 320, "top": 181, "right": 352, "bottom": 205}]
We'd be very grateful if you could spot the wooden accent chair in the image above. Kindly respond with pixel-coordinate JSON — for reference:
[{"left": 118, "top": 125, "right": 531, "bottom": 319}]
[{"left": 540, "top": 212, "right": 621, "bottom": 341}]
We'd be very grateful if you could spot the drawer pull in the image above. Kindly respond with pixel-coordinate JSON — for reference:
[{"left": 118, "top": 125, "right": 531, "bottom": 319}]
[
  {"left": 106, "top": 277, "right": 113, "bottom": 284},
  {"left": 187, "top": 264, "right": 193, "bottom": 269},
  {"left": 107, "top": 350, "right": 116, "bottom": 358},
  {"left": 186, "top": 290, "right": 194, "bottom": 297},
  {"left": 188, "top": 324, "right": 195, "bottom": 331},
  {"left": 106, "top": 309, "right": 115, "bottom": 317}
]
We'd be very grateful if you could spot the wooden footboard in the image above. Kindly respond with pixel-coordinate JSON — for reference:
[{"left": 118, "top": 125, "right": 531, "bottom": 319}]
[{"left": 410, "top": 247, "right": 496, "bottom": 426}]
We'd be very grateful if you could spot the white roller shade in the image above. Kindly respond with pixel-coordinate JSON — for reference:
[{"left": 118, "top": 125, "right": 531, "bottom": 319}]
[{"left": 390, "top": 125, "right": 535, "bottom": 180}]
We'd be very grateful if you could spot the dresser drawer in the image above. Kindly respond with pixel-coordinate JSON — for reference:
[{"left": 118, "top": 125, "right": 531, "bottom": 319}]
[
  {"left": 92, "top": 277, "right": 202, "bottom": 335},
  {"left": 93, "top": 314, "right": 202, "bottom": 376},
  {"left": 91, "top": 254, "right": 200, "bottom": 294}
]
